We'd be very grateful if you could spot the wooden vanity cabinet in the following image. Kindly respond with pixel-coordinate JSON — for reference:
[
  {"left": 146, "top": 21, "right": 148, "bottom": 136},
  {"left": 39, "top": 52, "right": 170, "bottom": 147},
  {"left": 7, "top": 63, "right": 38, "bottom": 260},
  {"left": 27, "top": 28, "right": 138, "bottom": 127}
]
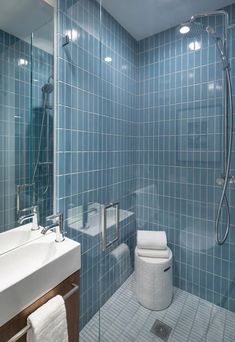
[{"left": 0, "top": 271, "right": 80, "bottom": 342}]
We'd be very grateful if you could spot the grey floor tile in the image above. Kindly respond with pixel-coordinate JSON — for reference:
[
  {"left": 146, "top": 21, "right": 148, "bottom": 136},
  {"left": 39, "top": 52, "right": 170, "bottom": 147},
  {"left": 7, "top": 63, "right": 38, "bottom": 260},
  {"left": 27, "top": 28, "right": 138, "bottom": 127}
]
[{"left": 80, "top": 274, "right": 235, "bottom": 342}]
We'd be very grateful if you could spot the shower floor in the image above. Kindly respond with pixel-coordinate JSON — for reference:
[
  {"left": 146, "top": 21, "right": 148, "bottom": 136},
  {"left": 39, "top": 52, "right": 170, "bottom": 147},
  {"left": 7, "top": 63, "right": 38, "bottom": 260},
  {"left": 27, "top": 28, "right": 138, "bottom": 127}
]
[{"left": 80, "top": 274, "right": 235, "bottom": 342}]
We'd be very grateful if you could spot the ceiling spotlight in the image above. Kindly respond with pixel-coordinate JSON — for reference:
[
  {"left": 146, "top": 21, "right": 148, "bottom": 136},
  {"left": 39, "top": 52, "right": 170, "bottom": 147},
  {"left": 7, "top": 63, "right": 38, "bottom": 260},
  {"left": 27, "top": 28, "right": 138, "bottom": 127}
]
[
  {"left": 188, "top": 41, "right": 201, "bottom": 51},
  {"left": 179, "top": 25, "right": 190, "bottom": 34},
  {"left": 18, "top": 58, "right": 28, "bottom": 66},
  {"left": 104, "top": 56, "right": 112, "bottom": 62}
]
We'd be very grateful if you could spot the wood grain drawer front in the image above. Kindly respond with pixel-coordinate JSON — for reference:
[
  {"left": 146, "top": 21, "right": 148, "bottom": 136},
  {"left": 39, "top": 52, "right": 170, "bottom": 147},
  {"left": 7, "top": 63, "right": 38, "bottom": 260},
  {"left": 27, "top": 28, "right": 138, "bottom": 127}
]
[{"left": 0, "top": 271, "right": 80, "bottom": 342}]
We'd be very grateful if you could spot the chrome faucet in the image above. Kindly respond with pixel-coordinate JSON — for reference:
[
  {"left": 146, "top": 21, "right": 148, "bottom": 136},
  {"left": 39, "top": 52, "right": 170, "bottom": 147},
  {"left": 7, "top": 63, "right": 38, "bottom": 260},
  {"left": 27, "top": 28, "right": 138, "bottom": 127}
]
[
  {"left": 18, "top": 206, "right": 39, "bottom": 231},
  {"left": 41, "top": 213, "right": 65, "bottom": 242}
]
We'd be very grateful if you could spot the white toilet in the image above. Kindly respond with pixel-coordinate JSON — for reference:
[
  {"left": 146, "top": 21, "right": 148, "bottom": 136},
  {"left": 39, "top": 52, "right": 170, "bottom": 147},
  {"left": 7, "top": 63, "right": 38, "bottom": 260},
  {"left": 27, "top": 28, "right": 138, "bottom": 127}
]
[{"left": 135, "top": 246, "right": 173, "bottom": 310}]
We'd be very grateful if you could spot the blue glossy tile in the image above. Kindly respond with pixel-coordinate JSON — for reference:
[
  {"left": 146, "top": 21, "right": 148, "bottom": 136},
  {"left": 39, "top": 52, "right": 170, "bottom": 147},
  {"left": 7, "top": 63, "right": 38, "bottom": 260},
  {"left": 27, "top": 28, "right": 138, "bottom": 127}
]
[
  {"left": 56, "top": 0, "right": 235, "bottom": 330},
  {"left": 136, "top": 3, "right": 235, "bottom": 315}
]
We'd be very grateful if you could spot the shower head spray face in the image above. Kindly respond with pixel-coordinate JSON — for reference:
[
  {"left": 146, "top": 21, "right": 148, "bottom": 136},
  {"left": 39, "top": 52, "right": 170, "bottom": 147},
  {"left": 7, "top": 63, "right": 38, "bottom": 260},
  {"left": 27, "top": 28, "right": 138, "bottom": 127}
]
[
  {"left": 179, "top": 24, "right": 190, "bottom": 34},
  {"left": 177, "top": 21, "right": 205, "bottom": 40}
]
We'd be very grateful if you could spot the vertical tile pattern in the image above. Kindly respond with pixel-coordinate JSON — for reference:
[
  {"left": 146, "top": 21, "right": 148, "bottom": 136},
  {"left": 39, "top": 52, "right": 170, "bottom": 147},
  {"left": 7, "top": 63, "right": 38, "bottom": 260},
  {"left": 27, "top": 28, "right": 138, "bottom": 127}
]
[
  {"left": 0, "top": 29, "right": 53, "bottom": 231},
  {"left": 56, "top": 0, "right": 235, "bottom": 332},
  {"left": 56, "top": 0, "right": 136, "bottom": 329},
  {"left": 136, "top": 5, "right": 235, "bottom": 312}
]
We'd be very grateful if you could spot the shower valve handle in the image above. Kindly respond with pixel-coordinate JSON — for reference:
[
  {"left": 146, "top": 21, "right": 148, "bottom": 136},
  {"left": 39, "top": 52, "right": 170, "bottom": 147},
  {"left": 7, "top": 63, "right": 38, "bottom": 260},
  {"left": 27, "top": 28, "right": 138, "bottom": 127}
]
[{"left": 216, "top": 175, "right": 235, "bottom": 186}]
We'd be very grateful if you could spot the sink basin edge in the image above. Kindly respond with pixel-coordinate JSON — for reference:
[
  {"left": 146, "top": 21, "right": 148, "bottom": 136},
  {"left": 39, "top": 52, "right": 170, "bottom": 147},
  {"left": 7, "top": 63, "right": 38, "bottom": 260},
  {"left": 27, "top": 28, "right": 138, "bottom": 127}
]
[{"left": 0, "top": 238, "right": 81, "bottom": 326}]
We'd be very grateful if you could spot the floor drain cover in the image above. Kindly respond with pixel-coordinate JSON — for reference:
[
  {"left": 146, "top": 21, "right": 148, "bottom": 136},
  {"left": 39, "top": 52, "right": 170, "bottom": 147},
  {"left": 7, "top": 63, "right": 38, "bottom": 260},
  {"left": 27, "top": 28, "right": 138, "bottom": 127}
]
[{"left": 150, "top": 319, "right": 172, "bottom": 341}]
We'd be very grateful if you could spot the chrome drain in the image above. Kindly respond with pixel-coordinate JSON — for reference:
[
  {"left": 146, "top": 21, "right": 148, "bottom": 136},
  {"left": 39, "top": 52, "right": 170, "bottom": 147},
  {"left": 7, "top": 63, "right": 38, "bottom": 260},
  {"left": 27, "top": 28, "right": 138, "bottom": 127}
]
[{"left": 150, "top": 319, "right": 172, "bottom": 341}]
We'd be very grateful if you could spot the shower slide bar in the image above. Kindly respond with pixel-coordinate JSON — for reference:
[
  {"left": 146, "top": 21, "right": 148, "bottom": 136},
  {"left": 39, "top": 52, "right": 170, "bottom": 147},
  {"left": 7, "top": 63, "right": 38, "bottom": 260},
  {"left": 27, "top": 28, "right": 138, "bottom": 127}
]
[
  {"left": 7, "top": 283, "right": 79, "bottom": 342},
  {"left": 102, "top": 202, "right": 120, "bottom": 251}
]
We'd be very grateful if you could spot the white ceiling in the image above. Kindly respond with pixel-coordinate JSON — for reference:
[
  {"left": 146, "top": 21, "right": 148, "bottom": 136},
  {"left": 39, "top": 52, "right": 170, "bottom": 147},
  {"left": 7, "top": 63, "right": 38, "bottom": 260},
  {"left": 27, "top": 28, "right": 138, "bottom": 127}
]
[
  {"left": 101, "top": 0, "right": 235, "bottom": 40},
  {"left": 0, "top": 0, "right": 54, "bottom": 54},
  {"left": 1, "top": 0, "right": 235, "bottom": 51}
]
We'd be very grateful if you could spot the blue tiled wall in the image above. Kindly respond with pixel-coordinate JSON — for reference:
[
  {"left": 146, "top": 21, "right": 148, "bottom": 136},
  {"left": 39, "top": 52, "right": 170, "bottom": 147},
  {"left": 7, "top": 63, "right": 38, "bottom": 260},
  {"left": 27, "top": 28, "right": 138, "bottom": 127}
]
[
  {"left": 136, "top": 5, "right": 235, "bottom": 312},
  {"left": 0, "top": 29, "right": 53, "bottom": 231},
  {"left": 56, "top": 0, "right": 136, "bottom": 329},
  {"left": 56, "top": 0, "right": 235, "bottom": 329}
]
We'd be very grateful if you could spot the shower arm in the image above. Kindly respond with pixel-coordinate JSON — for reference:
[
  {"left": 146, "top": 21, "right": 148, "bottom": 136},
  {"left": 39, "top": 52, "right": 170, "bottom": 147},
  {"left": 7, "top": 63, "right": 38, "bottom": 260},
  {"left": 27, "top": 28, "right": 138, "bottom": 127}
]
[{"left": 190, "top": 11, "right": 229, "bottom": 56}]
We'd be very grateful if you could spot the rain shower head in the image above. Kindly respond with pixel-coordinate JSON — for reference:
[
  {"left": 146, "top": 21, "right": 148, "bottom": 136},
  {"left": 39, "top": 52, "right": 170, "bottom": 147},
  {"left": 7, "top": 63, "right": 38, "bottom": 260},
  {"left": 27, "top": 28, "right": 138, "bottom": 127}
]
[
  {"left": 176, "top": 21, "right": 205, "bottom": 39},
  {"left": 177, "top": 16, "right": 228, "bottom": 67}
]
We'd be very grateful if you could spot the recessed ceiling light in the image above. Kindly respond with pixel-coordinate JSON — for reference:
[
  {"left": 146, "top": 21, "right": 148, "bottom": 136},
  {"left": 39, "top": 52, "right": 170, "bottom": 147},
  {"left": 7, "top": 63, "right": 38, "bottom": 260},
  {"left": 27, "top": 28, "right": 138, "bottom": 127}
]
[
  {"left": 180, "top": 25, "right": 190, "bottom": 34},
  {"left": 18, "top": 58, "right": 28, "bottom": 66},
  {"left": 104, "top": 56, "right": 112, "bottom": 62},
  {"left": 188, "top": 41, "right": 201, "bottom": 51}
]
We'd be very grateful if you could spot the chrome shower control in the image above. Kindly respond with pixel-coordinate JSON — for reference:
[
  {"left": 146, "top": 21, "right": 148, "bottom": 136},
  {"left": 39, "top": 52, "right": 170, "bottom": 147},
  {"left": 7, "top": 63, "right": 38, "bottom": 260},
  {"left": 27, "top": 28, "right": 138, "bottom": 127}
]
[
  {"left": 216, "top": 177, "right": 224, "bottom": 186},
  {"left": 216, "top": 176, "right": 235, "bottom": 186}
]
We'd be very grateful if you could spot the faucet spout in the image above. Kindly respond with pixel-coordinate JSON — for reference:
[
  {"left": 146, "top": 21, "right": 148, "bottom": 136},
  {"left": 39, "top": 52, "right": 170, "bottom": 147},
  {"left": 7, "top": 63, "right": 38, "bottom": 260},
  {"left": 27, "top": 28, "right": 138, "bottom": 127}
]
[
  {"left": 18, "top": 214, "right": 34, "bottom": 225},
  {"left": 18, "top": 206, "right": 39, "bottom": 231},
  {"left": 41, "top": 222, "right": 57, "bottom": 234},
  {"left": 42, "top": 213, "right": 64, "bottom": 242}
]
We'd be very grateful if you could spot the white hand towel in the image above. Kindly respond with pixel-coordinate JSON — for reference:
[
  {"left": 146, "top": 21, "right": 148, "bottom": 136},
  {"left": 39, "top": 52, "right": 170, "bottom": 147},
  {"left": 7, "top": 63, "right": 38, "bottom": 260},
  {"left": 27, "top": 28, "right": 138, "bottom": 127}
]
[
  {"left": 27, "top": 295, "right": 68, "bottom": 342},
  {"left": 137, "top": 230, "right": 167, "bottom": 250},
  {"left": 137, "top": 246, "right": 170, "bottom": 258}
]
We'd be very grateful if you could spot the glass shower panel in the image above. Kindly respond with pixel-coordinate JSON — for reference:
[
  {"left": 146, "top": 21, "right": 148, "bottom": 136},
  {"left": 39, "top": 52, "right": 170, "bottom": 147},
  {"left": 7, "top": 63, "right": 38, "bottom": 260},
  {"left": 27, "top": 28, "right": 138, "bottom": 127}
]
[
  {"left": 98, "top": 4, "right": 136, "bottom": 341},
  {"left": 57, "top": 2, "right": 235, "bottom": 340},
  {"left": 56, "top": 0, "right": 102, "bottom": 338},
  {"left": 57, "top": 0, "right": 136, "bottom": 339},
  {"left": 31, "top": 20, "right": 54, "bottom": 225}
]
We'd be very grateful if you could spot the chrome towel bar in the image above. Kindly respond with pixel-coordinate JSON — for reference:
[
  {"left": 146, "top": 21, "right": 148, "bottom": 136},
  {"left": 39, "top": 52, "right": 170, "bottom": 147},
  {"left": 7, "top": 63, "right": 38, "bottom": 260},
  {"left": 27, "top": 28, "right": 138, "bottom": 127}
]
[{"left": 8, "top": 283, "right": 79, "bottom": 342}]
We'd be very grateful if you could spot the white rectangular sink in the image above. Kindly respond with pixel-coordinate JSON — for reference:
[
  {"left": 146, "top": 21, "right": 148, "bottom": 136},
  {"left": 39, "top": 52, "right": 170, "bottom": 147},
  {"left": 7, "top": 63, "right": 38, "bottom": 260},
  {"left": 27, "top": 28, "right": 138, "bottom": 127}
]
[
  {"left": 0, "top": 232, "right": 81, "bottom": 326},
  {"left": 0, "top": 224, "right": 44, "bottom": 255}
]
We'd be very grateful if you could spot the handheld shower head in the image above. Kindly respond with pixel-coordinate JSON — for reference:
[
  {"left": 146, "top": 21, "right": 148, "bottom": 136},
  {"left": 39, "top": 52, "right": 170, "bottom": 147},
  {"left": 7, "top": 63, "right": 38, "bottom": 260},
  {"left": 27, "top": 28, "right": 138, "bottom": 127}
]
[
  {"left": 42, "top": 75, "right": 54, "bottom": 94},
  {"left": 41, "top": 82, "right": 54, "bottom": 94}
]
